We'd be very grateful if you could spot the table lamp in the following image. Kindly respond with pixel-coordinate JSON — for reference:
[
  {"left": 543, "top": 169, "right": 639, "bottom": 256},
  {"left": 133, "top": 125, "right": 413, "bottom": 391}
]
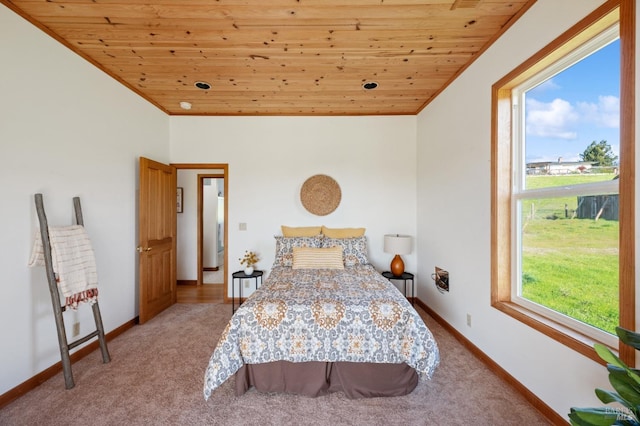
[{"left": 384, "top": 234, "right": 412, "bottom": 276}]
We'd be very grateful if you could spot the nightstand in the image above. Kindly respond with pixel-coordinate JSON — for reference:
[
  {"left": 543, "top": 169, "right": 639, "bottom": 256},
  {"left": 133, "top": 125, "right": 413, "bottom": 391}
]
[
  {"left": 382, "top": 271, "right": 415, "bottom": 306},
  {"left": 232, "top": 270, "right": 263, "bottom": 313}
]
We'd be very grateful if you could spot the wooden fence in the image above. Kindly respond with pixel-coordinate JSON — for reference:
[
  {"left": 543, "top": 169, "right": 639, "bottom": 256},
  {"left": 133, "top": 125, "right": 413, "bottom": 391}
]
[{"left": 575, "top": 194, "right": 619, "bottom": 221}]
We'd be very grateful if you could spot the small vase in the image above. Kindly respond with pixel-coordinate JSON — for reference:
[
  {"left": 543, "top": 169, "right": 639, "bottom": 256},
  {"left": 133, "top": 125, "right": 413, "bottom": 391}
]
[{"left": 244, "top": 266, "right": 254, "bottom": 276}]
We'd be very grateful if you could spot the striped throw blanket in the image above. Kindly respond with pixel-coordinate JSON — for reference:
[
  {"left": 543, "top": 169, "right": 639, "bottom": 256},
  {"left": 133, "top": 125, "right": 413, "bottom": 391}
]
[{"left": 29, "top": 225, "right": 98, "bottom": 310}]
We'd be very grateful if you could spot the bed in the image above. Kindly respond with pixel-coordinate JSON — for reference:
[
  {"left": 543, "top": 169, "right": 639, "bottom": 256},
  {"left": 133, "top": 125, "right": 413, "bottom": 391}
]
[{"left": 203, "top": 233, "right": 440, "bottom": 400}]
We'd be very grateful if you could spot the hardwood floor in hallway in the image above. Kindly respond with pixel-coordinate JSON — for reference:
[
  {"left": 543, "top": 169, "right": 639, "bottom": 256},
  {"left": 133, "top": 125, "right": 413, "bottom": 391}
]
[{"left": 177, "top": 283, "right": 224, "bottom": 304}]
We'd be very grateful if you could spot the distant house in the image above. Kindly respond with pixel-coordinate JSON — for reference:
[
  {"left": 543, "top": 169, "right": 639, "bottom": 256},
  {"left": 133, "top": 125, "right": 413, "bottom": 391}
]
[{"left": 526, "top": 160, "right": 594, "bottom": 175}]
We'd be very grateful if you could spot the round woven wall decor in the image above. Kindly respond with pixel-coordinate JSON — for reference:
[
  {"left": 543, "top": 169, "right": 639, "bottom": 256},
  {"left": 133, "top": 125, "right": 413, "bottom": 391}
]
[{"left": 300, "top": 174, "right": 341, "bottom": 216}]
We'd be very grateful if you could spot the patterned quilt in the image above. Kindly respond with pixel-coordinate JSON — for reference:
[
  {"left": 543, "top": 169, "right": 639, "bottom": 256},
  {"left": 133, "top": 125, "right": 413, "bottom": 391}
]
[{"left": 203, "top": 265, "right": 440, "bottom": 400}]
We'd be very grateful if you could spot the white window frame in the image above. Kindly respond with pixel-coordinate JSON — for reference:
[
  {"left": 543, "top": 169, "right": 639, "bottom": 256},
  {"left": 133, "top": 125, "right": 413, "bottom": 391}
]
[{"left": 508, "top": 24, "right": 620, "bottom": 349}]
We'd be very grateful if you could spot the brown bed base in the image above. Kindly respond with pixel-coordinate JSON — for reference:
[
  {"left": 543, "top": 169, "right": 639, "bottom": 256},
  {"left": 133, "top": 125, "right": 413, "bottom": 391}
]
[{"left": 235, "top": 361, "right": 418, "bottom": 399}]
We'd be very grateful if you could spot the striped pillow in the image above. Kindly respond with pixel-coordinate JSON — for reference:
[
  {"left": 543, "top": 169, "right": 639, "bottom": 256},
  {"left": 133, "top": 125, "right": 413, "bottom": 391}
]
[{"left": 292, "top": 246, "right": 344, "bottom": 270}]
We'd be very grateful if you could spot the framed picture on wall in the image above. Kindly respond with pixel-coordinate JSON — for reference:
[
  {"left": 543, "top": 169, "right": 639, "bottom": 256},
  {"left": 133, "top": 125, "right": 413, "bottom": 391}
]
[{"left": 177, "top": 187, "right": 183, "bottom": 213}]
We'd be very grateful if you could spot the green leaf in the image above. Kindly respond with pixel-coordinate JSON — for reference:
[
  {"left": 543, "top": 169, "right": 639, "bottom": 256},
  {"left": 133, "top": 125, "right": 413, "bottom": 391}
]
[
  {"left": 596, "top": 388, "right": 626, "bottom": 406},
  {"left": 569, "top": 407, "right": 625, "bottom": 425},
  {"left": 595, "top": 388, "right": 638, "bottom": 415},
  {"left": 607, "top": 365, "right": 640, "bottom": 387},
  {"left": 596, "top": 344, "right": 625, "bottom": 368},
  {"left": 596, "top": 344, "right": 640, "bottom": 387},
  {"left": 617, "top": 327, "right": 640, "bottom": 351},
  {"left": 607, "top": 367, "right": 640, "bottom": 405},
  {"left": 608, "top": 375, "right": 640, "bottom": 408}
]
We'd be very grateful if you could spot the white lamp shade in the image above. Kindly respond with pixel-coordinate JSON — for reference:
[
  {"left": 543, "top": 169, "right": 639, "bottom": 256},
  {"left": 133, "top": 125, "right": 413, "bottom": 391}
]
[{"left": 383, "top": 234, "right": 412, "bottom": 255}]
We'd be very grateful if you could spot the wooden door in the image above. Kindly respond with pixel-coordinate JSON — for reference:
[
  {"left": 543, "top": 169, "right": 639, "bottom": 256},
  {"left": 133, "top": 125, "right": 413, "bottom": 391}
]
[{"left": 138, "top": 157, "right": 176, "bottom": 324}]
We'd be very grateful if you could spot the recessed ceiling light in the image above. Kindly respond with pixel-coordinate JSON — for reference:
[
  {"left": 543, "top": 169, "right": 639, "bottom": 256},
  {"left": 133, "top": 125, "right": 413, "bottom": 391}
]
[
  {"left": 362, "top": 81, "right": 378, "bottom": 90},
  {"left": 195, "top": 81, "right": 211, "bottom": 90},
  {"left": 179, "top": 101, "right": 192, "bottom": 110}
]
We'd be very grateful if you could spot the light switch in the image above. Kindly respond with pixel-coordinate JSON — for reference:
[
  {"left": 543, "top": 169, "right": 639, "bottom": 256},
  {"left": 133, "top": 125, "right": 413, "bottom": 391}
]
[{"left": 239, "top": 222, "right": 247, "bottom": 231}]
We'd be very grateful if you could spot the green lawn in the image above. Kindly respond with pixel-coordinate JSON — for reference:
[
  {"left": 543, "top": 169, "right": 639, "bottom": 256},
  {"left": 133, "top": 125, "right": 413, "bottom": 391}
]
[
  {"left": 520, "top": 174, "right": 619, "bottom": 334},
  {"left": 526, "top": 173, "right": 615, "bottom": 189}
]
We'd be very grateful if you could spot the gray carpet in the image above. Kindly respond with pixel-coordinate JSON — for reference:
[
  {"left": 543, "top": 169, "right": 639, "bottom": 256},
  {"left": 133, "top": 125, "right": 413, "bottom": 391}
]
[{"left": 0, "top": 303, "right": 551, "bottom": 425}]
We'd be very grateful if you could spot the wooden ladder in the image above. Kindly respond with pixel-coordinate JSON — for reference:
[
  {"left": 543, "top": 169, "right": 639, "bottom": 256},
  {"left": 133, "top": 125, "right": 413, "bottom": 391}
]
[{"left": 34, "top": 193, "right": 111, "bottom": 389}]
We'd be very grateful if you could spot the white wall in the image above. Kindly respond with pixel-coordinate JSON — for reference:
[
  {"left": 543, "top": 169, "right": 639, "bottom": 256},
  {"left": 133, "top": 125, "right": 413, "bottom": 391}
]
[
  {"left": 416, "top": 0, "right": 625, "bottom": 417},
  {"left": 170, "top": 116, "right": 418, "bottom": 296},
  {"left": 0, "top": 6, "right": 169, "bottom": 394}
]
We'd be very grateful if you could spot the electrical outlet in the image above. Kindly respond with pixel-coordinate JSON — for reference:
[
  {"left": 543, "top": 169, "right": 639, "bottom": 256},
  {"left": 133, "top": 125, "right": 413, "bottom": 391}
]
[
  {"left": 72, "top": 322, "right": 80, "bottom": 337},
  {"left": 435, "top": 267, "right": 449, "bottom": 292},
  {"left": 244, "top": 279, "right": 250, "bottom": 288},
  {"left": 466, "top": 314, "right": 472, "bottom": 327}
]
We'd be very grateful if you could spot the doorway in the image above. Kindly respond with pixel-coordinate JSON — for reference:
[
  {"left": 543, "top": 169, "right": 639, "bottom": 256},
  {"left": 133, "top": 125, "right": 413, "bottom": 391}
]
[
  {"left": 173, "top": 164, "right": 228, "bottom": 304},
  {"left": 199, "top": 174, "right": 224, "bottom": 285}
]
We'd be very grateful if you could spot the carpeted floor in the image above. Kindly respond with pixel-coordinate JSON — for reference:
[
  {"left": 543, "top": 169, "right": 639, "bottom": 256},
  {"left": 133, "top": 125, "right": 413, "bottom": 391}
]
[{"left": 0, "top": 303, "right": 551, "bottom": 425}]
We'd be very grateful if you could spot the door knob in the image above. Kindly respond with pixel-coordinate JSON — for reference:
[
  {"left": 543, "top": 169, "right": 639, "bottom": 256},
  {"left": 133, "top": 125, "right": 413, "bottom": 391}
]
[{"left": 136, "top": 246, "right": 152, "bottom": 252}]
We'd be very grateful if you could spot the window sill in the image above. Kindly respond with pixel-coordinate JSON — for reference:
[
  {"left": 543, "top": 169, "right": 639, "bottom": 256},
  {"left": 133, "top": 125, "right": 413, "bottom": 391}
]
[{"left": 492, "top": 300, "right": 614, "bottom": 366}]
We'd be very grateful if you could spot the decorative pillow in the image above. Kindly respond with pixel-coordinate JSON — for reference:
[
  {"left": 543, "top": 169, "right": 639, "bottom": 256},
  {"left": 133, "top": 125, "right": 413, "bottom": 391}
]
[
  {"left": 322, "top": 236, "right": 369, "bottom": 266},
  {"left": 281, "top": 225, "right": 322, "bottom": 237},
  {"left": 273, "top": 235, "right": 324, "bottom": 267},
  {"left": 292, "top": 246, "right": 344, "bottom": 270},
  {"left": 321, "top": 226, "right": 366, "bottom": 238}
]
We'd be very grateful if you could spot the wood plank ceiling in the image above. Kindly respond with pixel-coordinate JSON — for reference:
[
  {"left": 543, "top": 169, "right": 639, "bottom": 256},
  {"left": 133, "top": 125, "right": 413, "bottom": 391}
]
[{"left": 2, "top": 0, "right": 532, "bottom": 116}]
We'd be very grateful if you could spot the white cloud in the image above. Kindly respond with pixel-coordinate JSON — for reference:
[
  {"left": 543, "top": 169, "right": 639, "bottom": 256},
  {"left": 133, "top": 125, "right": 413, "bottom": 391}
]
[
  {"left": 576, "top": 95, "right": 620, "bottom": 128},
  {"left": 526, "top": 98, "right": 578, "bottom": 139},
  {"left": 531, "top": 78, "right": 560, "bottom": 92},
  {"left": 525, "top": 95, "right": 620, "bottom": 140}
]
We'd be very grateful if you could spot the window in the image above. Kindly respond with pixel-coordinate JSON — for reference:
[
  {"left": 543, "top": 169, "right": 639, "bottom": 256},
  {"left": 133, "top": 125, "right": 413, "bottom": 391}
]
[
  {"left": 492, "top": 1, "right": 635, "bottom": 364},
  {"left": 515, "top": 27, "right": 620, "bottom": 347}
]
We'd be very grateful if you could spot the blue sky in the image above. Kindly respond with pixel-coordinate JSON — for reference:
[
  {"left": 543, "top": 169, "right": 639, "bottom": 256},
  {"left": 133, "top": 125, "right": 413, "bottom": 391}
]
[{"left": 525, "top": 39, "right": 620, "bottom": 164}]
